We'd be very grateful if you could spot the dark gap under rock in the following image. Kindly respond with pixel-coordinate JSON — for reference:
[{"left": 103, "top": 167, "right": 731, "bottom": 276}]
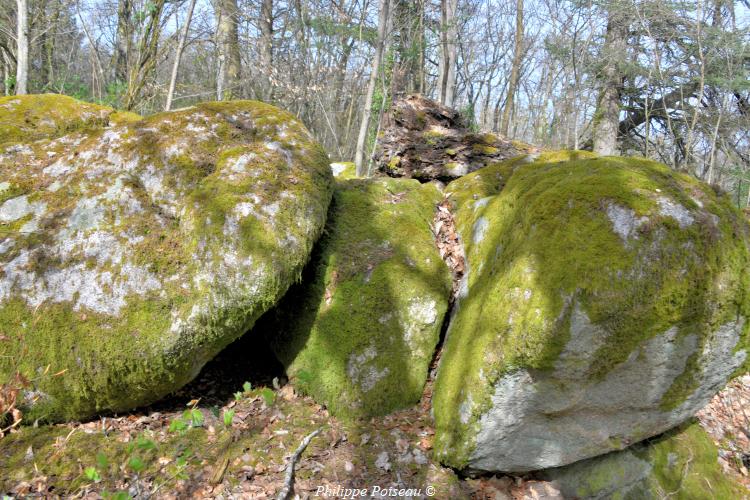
[{"left": 143, "top": 329, "right": 286, "bottom": 413}]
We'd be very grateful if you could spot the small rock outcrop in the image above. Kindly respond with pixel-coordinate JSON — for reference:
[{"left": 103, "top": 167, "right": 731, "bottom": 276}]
[
  {"left": 374, "top": 95, "right": 529, "bottom": 181},
  {"left": 432, "top": 151, "right": 750, "bottom": 472},
  {"left": 0, "top": 95, "right": 333, "bottom": 422},
  {"left": 264, "top": 177, "right": 451, "bottom": 418}
]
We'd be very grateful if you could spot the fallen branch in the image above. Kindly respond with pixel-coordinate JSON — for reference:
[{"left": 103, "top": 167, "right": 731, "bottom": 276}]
[{"left": 276, "top": 427, "right": 322, "bottom": 500}]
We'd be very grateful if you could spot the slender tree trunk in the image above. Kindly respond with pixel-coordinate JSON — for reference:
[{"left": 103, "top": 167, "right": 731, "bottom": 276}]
[
  {"left": 40, "top": 0, "right": 62, "bottom": 90},
  {"left": 500, "top": 0, "right": 523, "bottom": 135},
  {"left": 15, "top": 0, "right": 29, "bottom": 95},
  {"left": 166, "top": 0, "right": 197, "bottom": 111},
  {"left": 2, "top": 51, "right": 11, "bottom": 95},
  {"left": 216, "top": 0, "right": 241, "bottom": 100},
  {"left": 333, "top": 39, "right": 353, "bottom": 112},
  {"left": 354, "top": 0, "right": 390, "bottom": 177},
  {"left": 417, "top": 0, "right": 425, "bottom": 94},
  {"left": 592, "top": 6, "right": 629, "bottom": 155},
  {"left": 438, "top": 0, "right": 458, "bottom": 107},
  {"left": 114, "top": 0, "right": 132, "bottom": 83},
  {"left": 259, "top": 0, "right": 273, "bottom": 101}
]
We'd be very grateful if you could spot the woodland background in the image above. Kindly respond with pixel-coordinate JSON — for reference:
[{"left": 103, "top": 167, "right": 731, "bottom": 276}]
[{"left": 1, "top": 0, "right": 749, "bottom": 197}]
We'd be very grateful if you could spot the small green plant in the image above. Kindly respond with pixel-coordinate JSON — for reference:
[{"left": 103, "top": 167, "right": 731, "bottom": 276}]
[
  {"left": 168, "top": 417, "right": 188, "bottom": 433},
  {"left": 84, "top": 466, "right": 101, "bottom": 482},
  {"left": 184, "top": 408, "right": 203, "bottom": 427},
  {"left": 173, "top": 455, "right": 189, "bottom": 480},
  {"left": 261, "top": 388, "right": 276, "bottom": 406},
  {"left": 223, "top": 409, "right": 235, "bottom": 427},
  {"left": 233, "top": 391, "right": 243, "bottom": 401},
  {"left": 243, "top": 381, "right": 252, "bottom": 393},
  {"left": 127, "top": 456, "right": 146, "bottom": 473},
  {"left": 168, "top": 400, "right": 203, "bottom": 433}
]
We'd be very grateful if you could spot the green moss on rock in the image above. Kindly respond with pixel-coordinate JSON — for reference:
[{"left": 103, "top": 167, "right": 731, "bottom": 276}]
[
  {"left": 540, "top": 421, "right": 748, "bottom": 499},
  {"left": 0, "top": 99, "right": 333, "bottom": 422},
  {"left": 0, "top": 94, "right": 138, "bottom": 148},
  {"left": 263, "top": 178, "right": 451, "bottom": 418},
  {"left": 433, "top": 153, "right": 750, "bottom": 471},
  {"left": 330, "top": 162, "right": 357, "bottom": 179}
]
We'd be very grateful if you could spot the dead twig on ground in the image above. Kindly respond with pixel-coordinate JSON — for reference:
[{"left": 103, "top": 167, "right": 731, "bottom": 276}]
[{"left": 276, "top": 427, "right": 322, "bottom": 500}]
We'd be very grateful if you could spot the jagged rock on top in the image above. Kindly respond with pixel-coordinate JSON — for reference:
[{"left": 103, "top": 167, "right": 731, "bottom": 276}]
[{"left": 374, "top": 94, "right": 530, "bottom": 181}]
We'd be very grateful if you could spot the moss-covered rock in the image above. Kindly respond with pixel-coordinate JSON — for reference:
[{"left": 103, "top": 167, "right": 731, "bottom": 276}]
[
  {"left": 263, "top": 178, "right": 451, "bottom": 418},
  {"left": 0, "top": 98, "right": 333, "bottom": 422},
  {"left": 538, "top": 420, "right": 749, "bottom": 499},
  {"left": 433, "top": 153, "right": 750, "bottom": 472},
  {"left": 330, "top": 162, "right": 357, "bottom": 179},
  {"left": 0, "top": 94, "right": 138, "bottom": 149}
]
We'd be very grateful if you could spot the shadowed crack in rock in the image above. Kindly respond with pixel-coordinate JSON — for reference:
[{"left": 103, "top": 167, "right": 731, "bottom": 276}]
[{"left": 433, "top": 197, "right": 466, "bottom": 305}]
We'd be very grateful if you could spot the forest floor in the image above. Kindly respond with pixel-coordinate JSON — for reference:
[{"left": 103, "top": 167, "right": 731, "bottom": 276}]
[
  {"left": 1, "top": 329, "right": 749, "bottom": 499},
  {"left": 1, "top": 334, "right": 561, "bottom": 499}
]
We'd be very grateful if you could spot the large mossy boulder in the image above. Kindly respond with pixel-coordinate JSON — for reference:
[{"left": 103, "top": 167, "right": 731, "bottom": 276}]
[
  {"left": 0, "top": 96, "right": 333, "bottom": 422},
  {"left": 433, "top": 152, "right": 750, "bottom": 472},
  {"left": 264, "top": 178, "right": 451, "bottom": 418},
  {"left": 538, "top": 421, "right": 749, "bottom": 499}
]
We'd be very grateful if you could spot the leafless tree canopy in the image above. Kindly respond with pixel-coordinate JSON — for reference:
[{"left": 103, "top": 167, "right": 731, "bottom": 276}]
[{"left": 1, "top": 0, "right": 748, "bottom": 201}]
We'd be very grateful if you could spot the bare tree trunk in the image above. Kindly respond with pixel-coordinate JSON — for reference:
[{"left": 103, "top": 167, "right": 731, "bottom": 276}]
[
  {"left": 354, "top": 0, "right": 390, "bottom": 177},
  {"left": 259, "top": 0, "right": 273, "bottom": 101},
  {"left": 2, "top": 51, "right": 11, "bottom": 95},
  {"left": 417, "top": 0, "right": 425, "bottom": 94},
  {"left": 15, "top": 0, "right": 29, "bottom": 95},
  {"left": 123, "top": 0, "right": 166, "bottom": 110},
  {"left": 500, "top": 0, "right": 523, "bottom": 135},
  {"left": 592, "top": 6, "right": 629, "bottom": 155},
  {"left": 166, "top": 0, "right": 197, "bottom": 111},
  {"left": 41, "top": 0, "right": 63, "bottom": 90},
  {"left": 114, "top": 0, "right": 132, "bottom": 83},
  {"left": 77, "top": 2, "right": 105, "bottom": 101},
  {"left": 438, "top": 0, "right": 458, "bottom": 107},
  {"left": 216, "top": 0, "right": 241, "bottom": 100},
  {"left": 444, "top": 0, "right": 457, "bottom": 107}
]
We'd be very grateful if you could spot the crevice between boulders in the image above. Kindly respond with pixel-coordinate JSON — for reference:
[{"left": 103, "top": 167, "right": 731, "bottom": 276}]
[{"left": 428, "top": 194, "right": 467, "bottom": 380}]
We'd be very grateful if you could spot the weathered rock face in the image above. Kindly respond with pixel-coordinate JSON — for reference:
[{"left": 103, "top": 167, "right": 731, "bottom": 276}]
[
  {"left": 433, "top": 152, "right": 750, "bottom": 472},
  {"left": 374, "top": 95, "right": 528, "bottom": 181},
  {"left": 0, "top": 95, "right": 333, "bottom": 422},
  {"left": 264, "top": 177, "right": 451, "bottom": 418},
  {"left": 538, "top": 421, "right": 748, "bottom": 499}
]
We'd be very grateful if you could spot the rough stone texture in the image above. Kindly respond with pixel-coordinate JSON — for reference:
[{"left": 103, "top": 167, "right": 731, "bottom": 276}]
[
  {"left": 373, "top": 95, "right": 530, "bottom": 181},
  {"left": 538, "top": 421, "right": 749, "bottom": 499},
  {"left": 0, "top": 96, "right": 333, "bottom": 422},
  {"left": 262, "top": 177, "right": 452, "bottom": 418},
  {"left": 433, "top": 152, "right": 750, "bottom": 472}
]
